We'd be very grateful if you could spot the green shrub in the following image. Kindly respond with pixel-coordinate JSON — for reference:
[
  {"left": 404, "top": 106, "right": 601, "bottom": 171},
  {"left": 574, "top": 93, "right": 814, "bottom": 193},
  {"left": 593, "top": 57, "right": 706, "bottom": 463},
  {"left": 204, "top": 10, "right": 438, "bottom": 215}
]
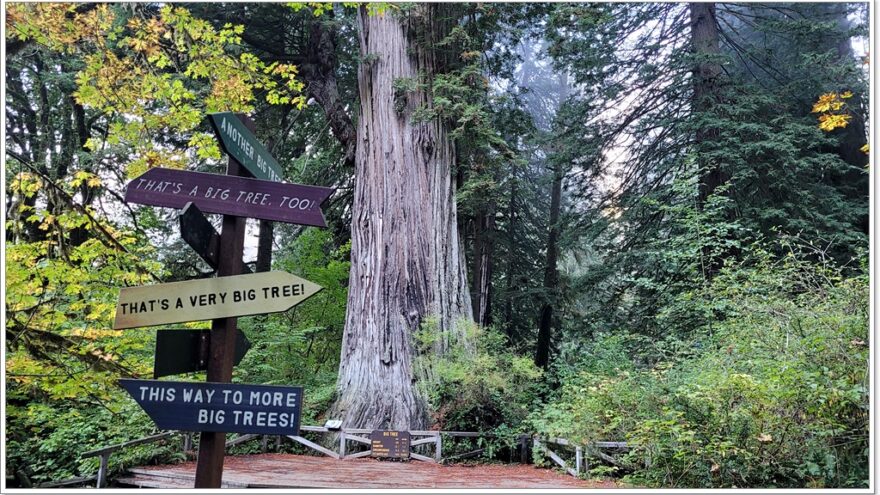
[
  {"left": 531, "top": 249, "right": 869, "bottom": 488},
  {"left": 415, "top": 320, "right": 542, "bottom": 436}
]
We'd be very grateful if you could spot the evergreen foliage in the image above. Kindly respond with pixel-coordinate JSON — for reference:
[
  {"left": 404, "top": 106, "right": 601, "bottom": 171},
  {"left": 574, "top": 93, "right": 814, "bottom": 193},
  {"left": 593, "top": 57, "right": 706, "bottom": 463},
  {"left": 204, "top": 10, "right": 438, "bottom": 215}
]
[{"left": 3, "top": 2, "right": 869, "bottom": 488}]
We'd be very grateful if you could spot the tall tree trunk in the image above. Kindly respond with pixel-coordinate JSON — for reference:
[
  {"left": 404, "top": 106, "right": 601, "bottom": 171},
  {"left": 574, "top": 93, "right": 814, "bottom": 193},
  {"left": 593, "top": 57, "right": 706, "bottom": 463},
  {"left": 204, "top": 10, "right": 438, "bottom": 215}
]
[
  {"left": 690, "top": 2, "right": 724, "bottom": 207},
  {"left": 471, "top": 204, "right": 494, "bottom": 328},
  {"left": 330, "top": 6, "right": 472, "bottom": 430},
  {"left": 502, "top": 175, "right": 517, "bottom": 339},
  {"left": 534, "top": 163, "right": 562, "bottom": 370},
  {"left": 299, "top": 10, "right": 356, "bottom": 168}
]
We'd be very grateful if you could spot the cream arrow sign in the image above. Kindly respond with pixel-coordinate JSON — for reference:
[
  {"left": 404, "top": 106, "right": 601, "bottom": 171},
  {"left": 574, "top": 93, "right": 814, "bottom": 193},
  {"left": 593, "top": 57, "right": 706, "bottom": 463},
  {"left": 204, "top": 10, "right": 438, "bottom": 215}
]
[{"left": 113, "top": 271, "right": 322, "bottom": 330}]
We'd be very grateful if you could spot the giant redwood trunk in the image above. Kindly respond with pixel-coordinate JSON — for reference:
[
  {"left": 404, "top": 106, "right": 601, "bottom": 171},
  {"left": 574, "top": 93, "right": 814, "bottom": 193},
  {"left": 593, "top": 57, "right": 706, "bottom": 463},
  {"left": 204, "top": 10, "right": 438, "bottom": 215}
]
[{"left": 330, "top": 6, "right": 472, "bottom": 430}]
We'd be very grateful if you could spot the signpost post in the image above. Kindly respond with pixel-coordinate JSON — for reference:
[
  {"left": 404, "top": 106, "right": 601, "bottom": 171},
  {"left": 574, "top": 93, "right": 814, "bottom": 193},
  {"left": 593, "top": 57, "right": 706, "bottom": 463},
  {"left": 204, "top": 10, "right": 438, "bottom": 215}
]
[{"left": 194, "top": 116, "right": 250, "bottom": 488}]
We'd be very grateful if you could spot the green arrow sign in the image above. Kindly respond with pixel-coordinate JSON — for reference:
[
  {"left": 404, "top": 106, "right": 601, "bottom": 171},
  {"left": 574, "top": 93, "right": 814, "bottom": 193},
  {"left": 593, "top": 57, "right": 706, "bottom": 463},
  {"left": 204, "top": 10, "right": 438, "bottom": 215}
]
[
  {"left": 208, "top": 113, "right": 283, "bottom": 182},
  {"left": 114, "top": 271, "right": 322, "bottom": 329}
]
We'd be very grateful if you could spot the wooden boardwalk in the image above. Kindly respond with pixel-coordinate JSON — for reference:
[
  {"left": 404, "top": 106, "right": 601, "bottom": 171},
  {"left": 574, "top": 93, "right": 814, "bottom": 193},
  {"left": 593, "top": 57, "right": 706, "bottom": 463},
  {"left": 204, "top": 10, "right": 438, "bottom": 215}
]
[{"left": 117, "top": 453, "right": 618, "bottom": 489}]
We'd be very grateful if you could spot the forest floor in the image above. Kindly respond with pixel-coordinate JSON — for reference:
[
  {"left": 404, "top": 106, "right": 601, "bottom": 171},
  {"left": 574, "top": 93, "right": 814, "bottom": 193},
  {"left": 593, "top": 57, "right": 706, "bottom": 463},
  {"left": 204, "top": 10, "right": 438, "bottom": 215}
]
[{"left": 116, "top": 453, "right": 623, "bottom": 489}]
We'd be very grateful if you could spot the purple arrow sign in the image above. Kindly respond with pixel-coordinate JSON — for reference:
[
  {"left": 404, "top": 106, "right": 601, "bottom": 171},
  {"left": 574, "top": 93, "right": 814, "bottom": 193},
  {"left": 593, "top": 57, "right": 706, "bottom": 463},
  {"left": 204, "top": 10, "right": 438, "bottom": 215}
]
[{"left": 125, "top": 168, "right": 333, "bottom": 227}]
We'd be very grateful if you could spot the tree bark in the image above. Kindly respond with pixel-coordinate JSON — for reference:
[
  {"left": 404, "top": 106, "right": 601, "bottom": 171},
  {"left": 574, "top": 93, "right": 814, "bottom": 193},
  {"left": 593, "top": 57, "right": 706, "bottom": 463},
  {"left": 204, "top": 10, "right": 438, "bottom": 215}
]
[
  {"left": 330, "top": 6, "right": 472, "bottom": 430},
  {"left": 471, "top": 204, "right": 494, "bottom": 328},
  {"left": 690, "top": 2, "right": 725, "bottom": 207},
  {"left": 534, "top": 163, "right": 562, "bottom": 370}
]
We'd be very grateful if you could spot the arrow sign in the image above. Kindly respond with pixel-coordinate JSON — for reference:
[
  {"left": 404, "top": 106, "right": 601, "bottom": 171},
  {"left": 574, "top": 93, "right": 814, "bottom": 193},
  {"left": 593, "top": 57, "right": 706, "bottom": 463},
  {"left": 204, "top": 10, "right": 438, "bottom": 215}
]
[
  {"left": 114, "top": 271, "right": 322, "bottom": 329},
  {"left": 208, "top": 112, "right": 283, "bottom": 182},
  {"left": 125, "top": 168, "right": 333, "bottom": 227},
  {"left": 120, "top": 379, "right": 303, "bottom": 435},
  {"left": 154, "top": 328, "right": 251, "bottom": 379},
  {"left": 180, "top": 202, "right": 253, "bottom": 274}
]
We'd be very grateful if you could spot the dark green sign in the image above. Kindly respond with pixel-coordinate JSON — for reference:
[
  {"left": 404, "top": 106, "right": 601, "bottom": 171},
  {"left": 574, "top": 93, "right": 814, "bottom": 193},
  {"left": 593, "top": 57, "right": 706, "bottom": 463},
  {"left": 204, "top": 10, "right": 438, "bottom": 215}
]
[
  {"left": 154, "top": 328, "right": 251, "bottom": 379},
  {"left": 208, "top": 113, "right": 282, "bottom": 182}
]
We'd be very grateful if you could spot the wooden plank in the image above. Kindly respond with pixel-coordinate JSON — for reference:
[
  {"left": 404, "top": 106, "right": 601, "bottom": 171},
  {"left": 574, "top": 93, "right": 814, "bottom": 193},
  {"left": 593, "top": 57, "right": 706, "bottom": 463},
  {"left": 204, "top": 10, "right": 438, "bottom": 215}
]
[
  {"left": 345, "top": 450, "right": 372, "bottom": 459},
  {"left": 123, "top": 453, "right": 596, "bottom": 489},
  {"left": 288, "top": 435, "right": 340, "bottom": 459},
  {"left": 443, "top": 448, "right": 485, "bottom": 461},
  {"left": 37, "top": 475, "right": 98, "bottom": 488},
  {"left": 225, "top": 434, "right": 259, "bottom": 448},
  {"left": 341, "top": 428, "right": 372, "bottom": 434},
  {"left": 409, "top": 452, "right": 435, "bottom": 463},
  {"left": 82, "top": 432, "right": 176, "bottom": 457},
  {"left": 345, "top": 435, "right": 371, "bottom": 445},
  {"left": 594, "top": 441, "right": 628, "bottom": 448},
  {"left": 300, "top": 425, "right": 330, "bottom": 433},
  {"left": 410, "top": 436, "right": 439, "bottom": 447}
]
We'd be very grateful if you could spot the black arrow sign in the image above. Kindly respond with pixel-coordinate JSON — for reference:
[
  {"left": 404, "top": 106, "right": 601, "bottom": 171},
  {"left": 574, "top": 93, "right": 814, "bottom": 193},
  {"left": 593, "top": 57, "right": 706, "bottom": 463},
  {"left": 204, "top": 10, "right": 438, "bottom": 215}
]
[
  {"left": 120, "top": 379, "right": 302, "bottom": 435},
  {"left": 180, "top": 202, "right": 252, "bottom": 274},
  {"left": 154, "top": 328, "right": 251, "bottom": 379}
]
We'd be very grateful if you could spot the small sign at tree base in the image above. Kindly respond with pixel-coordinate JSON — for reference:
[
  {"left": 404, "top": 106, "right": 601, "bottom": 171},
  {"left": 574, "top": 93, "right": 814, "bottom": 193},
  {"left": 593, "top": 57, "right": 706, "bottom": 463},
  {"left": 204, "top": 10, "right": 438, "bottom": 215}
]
[{"left": 370, "top": 430, "right": 411, "bottom": 460}]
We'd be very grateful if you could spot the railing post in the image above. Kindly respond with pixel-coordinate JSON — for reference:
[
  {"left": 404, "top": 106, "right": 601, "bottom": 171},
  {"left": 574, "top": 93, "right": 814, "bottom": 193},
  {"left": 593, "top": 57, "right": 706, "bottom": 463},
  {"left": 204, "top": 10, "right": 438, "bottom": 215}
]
[
  {"left": 96, "top": 453, "right": 109, "bottom": 489},
  {"left": 339, "top": 431, "right": 346, "bottom": 460},
  {"left": 434, "top": 433, "right": 442, "bottom": 462},
  {"left": 575, "top": 446, "right": 583, "bottom": 476}
]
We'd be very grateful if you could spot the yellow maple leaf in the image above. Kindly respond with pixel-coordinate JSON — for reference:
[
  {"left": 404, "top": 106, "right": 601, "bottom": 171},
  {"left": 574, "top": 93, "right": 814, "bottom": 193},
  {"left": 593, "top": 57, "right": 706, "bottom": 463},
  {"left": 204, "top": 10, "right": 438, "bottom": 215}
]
[{"left": 818, "top": 113, "right": 851, "bottom": 131}]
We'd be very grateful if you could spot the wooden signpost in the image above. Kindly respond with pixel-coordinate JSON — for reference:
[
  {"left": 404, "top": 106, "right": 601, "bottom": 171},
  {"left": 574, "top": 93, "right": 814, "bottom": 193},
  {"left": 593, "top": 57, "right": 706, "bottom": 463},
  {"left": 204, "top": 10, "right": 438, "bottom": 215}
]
[
  {"left": 153, "top": 329, "right": 250, "bottom": 379},
  {"left": 125, "top": 168, "right": 333, "bottom": 227},
  {"left": 119, "top": 379, "right": 302, "bottom": 435},
  {"left": 113, "top": 271, "right": 322, "bottom": 329},
  {"left": 370, "top": 430, "right": 411, "bottom": 460},
  {"left": 112, "top": 113, "right": 332, "bottom": 488}
]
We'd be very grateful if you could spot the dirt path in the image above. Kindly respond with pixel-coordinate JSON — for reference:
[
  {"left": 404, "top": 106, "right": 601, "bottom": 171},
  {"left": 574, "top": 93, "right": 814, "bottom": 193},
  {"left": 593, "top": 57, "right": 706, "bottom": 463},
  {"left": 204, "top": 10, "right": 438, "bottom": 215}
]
[{"left": 117, "top": 453, "right": 622, "bottom": 489}]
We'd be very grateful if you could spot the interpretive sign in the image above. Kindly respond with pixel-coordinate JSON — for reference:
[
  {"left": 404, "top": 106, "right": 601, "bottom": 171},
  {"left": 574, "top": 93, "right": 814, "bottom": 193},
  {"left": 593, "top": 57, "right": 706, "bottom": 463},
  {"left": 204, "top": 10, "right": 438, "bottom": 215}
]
[
  {"left": 154, "top": 329, "right": 251, "bottom": 379},
  {"left": 120, "top": 379, "right": 302, "bottom": 435},
  {"left": 208, "top": 112, "right": 283, "bottom": 182},
  {"left": 180, "top": 202, "right": 252, "bottom": 273},
  {"left": 125, "top": 168, "right": 333, "bottom": 227},
  {"left": 113, "top": 271, "right": 322, "bottom": 329},
  {"left": 370, "top": 430, "right": 411, "bottom": 459}
]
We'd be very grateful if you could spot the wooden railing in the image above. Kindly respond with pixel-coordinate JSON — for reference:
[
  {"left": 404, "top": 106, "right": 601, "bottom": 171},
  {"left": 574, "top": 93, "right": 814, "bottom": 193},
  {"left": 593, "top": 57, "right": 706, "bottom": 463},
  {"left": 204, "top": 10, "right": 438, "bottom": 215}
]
[
  {"left": 532, "top": 436, "right": 629, "bottom": 477},
  {"left": 58, "top": 428, "right": 625, "bottom": 487}
]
